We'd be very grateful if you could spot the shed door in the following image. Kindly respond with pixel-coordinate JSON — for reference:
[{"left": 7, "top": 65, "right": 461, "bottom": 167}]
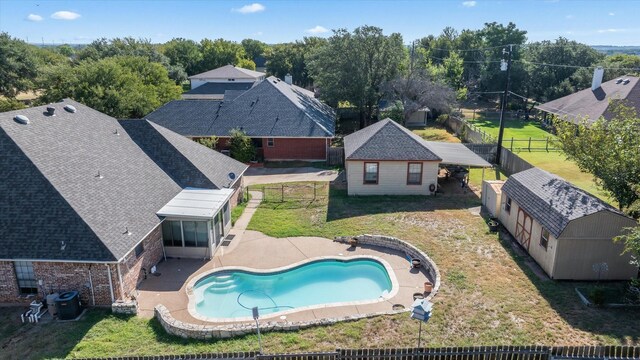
[{"left": 515, "top": 208, "right": 533, "bottom": 250}]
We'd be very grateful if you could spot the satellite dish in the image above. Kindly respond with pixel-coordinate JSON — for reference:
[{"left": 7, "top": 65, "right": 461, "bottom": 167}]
[{"left": 227, "top": 172, "right": 236, "bottom": 181}]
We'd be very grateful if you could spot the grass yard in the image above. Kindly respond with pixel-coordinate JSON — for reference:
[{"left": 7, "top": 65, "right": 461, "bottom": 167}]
[
  {"left": 461, "top": 110, "right": 554, "bottom": 141},
  {"left": 412, "top": 125, "right": 461, "bottom": 143},
  {"left": 2, "top": 185, "right": 637, "bottom": 358}
]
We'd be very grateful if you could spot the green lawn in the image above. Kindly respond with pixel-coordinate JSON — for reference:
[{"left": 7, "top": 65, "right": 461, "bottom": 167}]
[
  {"left": 462, "top": 110, "right": 554, "bottom": 141},
  {"left": 2, "top": 185, "right": 637, "bottom": 358}
]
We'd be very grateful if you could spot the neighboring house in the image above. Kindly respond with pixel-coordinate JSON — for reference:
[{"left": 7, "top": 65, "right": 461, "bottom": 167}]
[
  {"left": 183, "top": 65, "right": 265, "bottom": 100},
  {"left": 490, "top": 167, "right": 637, "bottom": 280},
  {"left": 536, "top": 67, "right": 640, "bottom": 126},
  {"left": 0, "top": 100, "right": 247, "bottom": 306},
  {"left": 343, "top": 119, "right": 491, "bottom": 196},
  {"left": 147, "top": 76, "right": 336, "bottom": 162}
]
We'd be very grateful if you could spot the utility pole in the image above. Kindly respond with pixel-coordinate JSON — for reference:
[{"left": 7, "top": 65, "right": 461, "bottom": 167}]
[{"left": 495, "top": 44, "right": 513, "bottom": 164}]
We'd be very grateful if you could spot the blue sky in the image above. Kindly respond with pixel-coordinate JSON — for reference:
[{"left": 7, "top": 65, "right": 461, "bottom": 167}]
[{"left": 1, "top": 0, "right": 639, "bottom": 45}]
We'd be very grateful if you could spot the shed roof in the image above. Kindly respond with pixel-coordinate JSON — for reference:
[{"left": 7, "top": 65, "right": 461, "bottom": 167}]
[
  {"left": 501, "top": 167, "right": 624, "bottom": 238},
  {"left": 157, "top": 188, "right": 234, "bottom": 219},
  {"left": 0, "top": 100, "right": 247, "bottom": 262},
  {"left": 344, "top": 119, "right": 491, "bottom": 167},
  {"left": 535, "top": 76, "right": 640, "bottom": 125},
  {"left": 189, "top": 65, "right": 265, "bottom": 80}
]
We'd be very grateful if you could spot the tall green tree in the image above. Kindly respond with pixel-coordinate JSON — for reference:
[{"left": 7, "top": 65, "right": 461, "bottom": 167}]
[
  {"left": 198, "top": 38, "right": 255, "bottom": 72},
  {"left": 554, "top": 103, "right": 640, "bottom": 212},
  {"left": 0, "top": 32, "right": 38, "bottom": 98},
  {"left": 161, "top": 38, "right": 202, "bottom": 75},
  {"left": 241, "top": 38, "right": 268, "bottom": 64},
  {"left": 309, "top": 26, "right": 405, "bottom": 128},
  {"left": 38, "top": 56, "right": 182, "bottom": 118},
  {"left": 602, "top": 54, "right": 640, "bottom": 80},
  {"left": 265, "top": 38, "right": 326, "bottom": 87},
  {"left": 479, "top": 22, "right": 528, "bottom": 96}
]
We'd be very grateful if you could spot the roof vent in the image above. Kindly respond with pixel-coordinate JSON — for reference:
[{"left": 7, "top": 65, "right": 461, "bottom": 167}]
[
  {"left": 64, "top": 105, "right": 77, "bottom": 113},
  {"left": 616, "top": 78, "right": 624, "bottom": 84},
  {"left": 123, "top": 227, "right": 132, "bottom": 236},
  {"left": 623, "top": 79, "right": 630, "bottom": 85},
  {"left": 46, "top": 106, "right": 56, "bottom": 116},
  {"left": 14, "top": 115, "right": 30, "bottom": 125},
  {"left": 60, "top": 241, "right": 66, "bottom": 251},
  {"left": 95, "top": 171, "right": 103, "bottom": 179},
  {"left": 114, "top": 129, "right": 120, "bottom": 136}
]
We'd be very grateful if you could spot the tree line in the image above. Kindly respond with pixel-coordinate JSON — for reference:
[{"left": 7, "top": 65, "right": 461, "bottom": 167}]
[{"left": 2, "top": 23, "right": 640, "bottom": 121}]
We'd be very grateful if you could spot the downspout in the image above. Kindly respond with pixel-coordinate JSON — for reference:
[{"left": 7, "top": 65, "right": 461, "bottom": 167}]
[
  {"left": 116, "top": 262, "right": 125, "bottom": 300},
  {"left": 88, "top": 264, "right": 95, "bottom": 306},
  {"left": 106, "top": 264, "right": 115, "bottom": 303}
]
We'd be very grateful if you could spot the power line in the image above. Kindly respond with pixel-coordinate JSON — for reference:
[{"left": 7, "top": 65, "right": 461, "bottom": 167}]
[
  {"left": 515, "top": 59, "right": 640, "bottom": 71},
  {"left": 428, "top": 55, "right": 501, "bottom": 64}
]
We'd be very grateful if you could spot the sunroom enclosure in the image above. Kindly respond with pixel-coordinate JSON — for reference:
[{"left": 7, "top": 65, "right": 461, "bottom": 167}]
[{"left": 157, "top": 188, "right": 233, "bottom": 259}]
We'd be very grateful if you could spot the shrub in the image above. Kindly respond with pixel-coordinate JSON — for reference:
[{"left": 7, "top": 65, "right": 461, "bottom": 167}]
[
  {"left": 229, "top": 128, "right": 256, "bottom": 163},
  {"left": 590, "top": 287, "right": 606, "bottom": 306},
  {"left": 436, "top": 114, "right": 449, "bottom": 125},
  {"left": 195, "top": 136, "right": 218, "bottom": 150}
]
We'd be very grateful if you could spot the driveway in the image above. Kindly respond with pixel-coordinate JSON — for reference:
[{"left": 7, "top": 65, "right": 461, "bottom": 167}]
[{"left": 243, "top": 167, "right": 340, "bottom": 185}]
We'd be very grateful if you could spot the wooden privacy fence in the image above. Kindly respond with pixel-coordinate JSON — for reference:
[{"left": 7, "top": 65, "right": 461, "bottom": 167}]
[
  {"left": 464, "top": 143, "right": 497, "bottom": 163},
  {"left": 499, "top": 147, "right": 534, "bottom": 176},
  {"left": 328, "top": 147, "right": 345, "bottom": 166},
  {"left": 76, "top": 346, "right": 640, "bottom": 360}
]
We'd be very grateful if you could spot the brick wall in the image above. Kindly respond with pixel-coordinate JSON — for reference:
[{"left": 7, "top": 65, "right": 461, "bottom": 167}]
[
  {"left": 118, "top": 224, "right": 164, "bottom": 300},
  {"left": 0, "top": 261, "right": 24, "bottom": 303},
  {"left": 262, "top": 138, "right": 328, "bottom": 161}
]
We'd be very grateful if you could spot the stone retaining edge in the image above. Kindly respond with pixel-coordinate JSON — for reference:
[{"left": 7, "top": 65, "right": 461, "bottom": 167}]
[{"left": 154, "top": 234, "right": 440, "bottom": 339}]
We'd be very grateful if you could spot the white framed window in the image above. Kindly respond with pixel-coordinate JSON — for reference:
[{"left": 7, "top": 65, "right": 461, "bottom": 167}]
[
  {"left": 14, "top": 261, "right": 37, "bottom": 295},
  {"left": 363, "top": 162, "right": 379, "bottom": 184},
  {"left": 267, "top": 138, "right": 274, "bottom": 147},
  {"left": 540, "top": 228, "right": 549, "bottom": 250},
  {"left": 407, "top": 162, "right": 423, "bottom": 185}
]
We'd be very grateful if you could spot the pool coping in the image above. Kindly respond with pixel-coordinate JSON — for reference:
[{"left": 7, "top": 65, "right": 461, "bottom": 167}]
[{"left": 185, "top": 255, "right": 400, "bottom": 323}]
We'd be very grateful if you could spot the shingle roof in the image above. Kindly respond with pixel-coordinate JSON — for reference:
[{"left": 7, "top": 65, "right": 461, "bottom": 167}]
[
  {"left": 189, "top": 65, "right": 265, "bottom": 80},
  {"left": 536, "top": 76, "right": 640, "bottom": 125},
  {"left": 501, "top": 167, "right": 623, "bottom": 238},
  {"left": 146, "top": 76, "right": 336, "bottom": 138},
  {"left": 184, "top": 81, "right": 255, "bottom": 96},
  {"left": 119, "top": 120, "right": 247, "bottom": 189},
  {"left": 0, "top": 99, "right": 247, "bottom": 262},
  {"left": 344, "top": 118, "right": 441, "bottom": 161}
]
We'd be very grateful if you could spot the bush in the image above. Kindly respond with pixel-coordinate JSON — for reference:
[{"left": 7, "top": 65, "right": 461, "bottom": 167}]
[
  {"left": 195, "top": 136, "right": 218, "bottom": 150},
  {"left": 229, "top": 128, "right": 256, "bottom": 163},
  {"left": 0, "top": 98, "right": 26, "bottom": 112},
  {"left": 436, "top": 114, "right": 449, "bottom": 125}
]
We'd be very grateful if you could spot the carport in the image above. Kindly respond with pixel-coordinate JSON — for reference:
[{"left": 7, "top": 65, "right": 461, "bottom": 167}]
[{"left": 424, "top": 141, "right": 493, "bottom": 186}]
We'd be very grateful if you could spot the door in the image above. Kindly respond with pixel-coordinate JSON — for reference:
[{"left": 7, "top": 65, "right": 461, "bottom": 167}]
[{"left": 515, "top": 208, "right": 533, "bottom": 250}]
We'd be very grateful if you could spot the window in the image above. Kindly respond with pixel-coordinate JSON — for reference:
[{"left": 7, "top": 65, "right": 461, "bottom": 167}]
[
  {"left": 505, "top": 197, "right": 512, "bottom": 214},
  {"left": 267, "top": 138, "right": 274, "bottom": 147},
  {"left": 540, "top": 228, "right": 549, "bottom": 250},
  {"left": 182, "top": 221, "right": 209, "bottom": 247},
  {"left": 134, "top": 242, "right": 145, "bottom": 258},
  {"left": 14, "top": 261, "right": 37, "bottom": 295},
  {"left": 363, "top": 162, "right": 379, "bottom": 184},
  {"left": 407, "top": 162, "right": 423, "bottom": 185},
  {"left": 162, "top": 220, "right": 183, "bottom": 247}
]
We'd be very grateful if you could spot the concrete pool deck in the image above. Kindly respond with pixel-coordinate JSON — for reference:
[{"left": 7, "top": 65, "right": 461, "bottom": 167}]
[
  {"left": 137, "top": 231, "right": 433, "bottom": 325},
  {"left": 136, "top": 191, "right": 434, "bottom": 326}
]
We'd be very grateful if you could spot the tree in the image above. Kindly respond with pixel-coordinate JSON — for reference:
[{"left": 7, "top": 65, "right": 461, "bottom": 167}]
[
  {"left": 309, "top": 26, "right": 405, "bottom": 128},
  {"left": 0, "top": 98, "right": 26, "bottom": 112},
  {"left": 614, "top": 226, "right": 640, "bottom": 268},
  {"left": 265, "top": 38, "right": 326, "bottom": 87},
  {"left": 241, "top": 38, "right": 268, "bottom": 64},
  {"left": 198, "top": 38, "right": 255, "bottom": 73},
  {"left": 478, "top": 22, "right": 528, "bottom": 97},
  {"left": 161, "top": 38, "right": 202, "bottom": 75},
  {"left": 38, "top": 56, "right": 182, "bottom": 118},
  {"left": 554, "top": 103, "right": 640, "bottom": 212},
  {"left": 0, "top": 32, "right": 38, "bottom": 98},
  {"left": 602, "top": 54, "right": 640, "bottom": 80},
  {"left": 195, "top": 136, "right": 219, "bottom": 150},
  {"left": 229, "top": 129, "right": 256, "bottom": 163}
]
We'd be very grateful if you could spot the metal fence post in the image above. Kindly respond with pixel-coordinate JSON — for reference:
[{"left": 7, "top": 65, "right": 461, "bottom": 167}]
[
  {"left": 546, "top": 137, "right": 549, "bottom": 152},
  {"left": 281, "top": 184, "right": 284, "bottom": 202},
  {"left": 528, "top": 137, "right": 532, "bottom": 152},
  {"left": 510, "top": 137, "right": 514, "bottom": 151}
]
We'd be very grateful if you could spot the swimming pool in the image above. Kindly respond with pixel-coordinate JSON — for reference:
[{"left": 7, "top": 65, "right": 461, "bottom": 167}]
[{"left": 190, "top": 257, "right": 395, "bottom": 320}]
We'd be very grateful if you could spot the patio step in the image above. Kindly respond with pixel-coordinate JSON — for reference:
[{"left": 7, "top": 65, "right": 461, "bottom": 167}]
[{"left": 205, "top": 283, "right": 239, "bottom": 293}]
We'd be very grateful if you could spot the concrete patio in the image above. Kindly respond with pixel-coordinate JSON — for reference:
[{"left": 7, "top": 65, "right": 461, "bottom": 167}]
[{"left": 136, "top": 190, "right": 433, "bottom": 326}]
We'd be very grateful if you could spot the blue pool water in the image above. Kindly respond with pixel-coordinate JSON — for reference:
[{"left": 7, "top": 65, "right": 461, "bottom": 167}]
[{"left": 193, "top": 258, "right": 392, "bottom": 319}]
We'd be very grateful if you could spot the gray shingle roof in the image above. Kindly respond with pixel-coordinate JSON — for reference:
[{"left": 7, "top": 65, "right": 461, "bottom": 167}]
[
  {"left": 189, "top": 65, "right": 265, "bottom": 80},
  {"left": 501, "top": 167, "right": 623, "bottom": 238},
  {"left": 119, "top": 120, "right": 247, "bottom": 189},
  {"left": 536, "top": 76, "right": 640, "bottom": 125},
  {"left": 0, "top": 99, "right": 246, "bottom": 262},
  {"left": 146, "top": 76, "right": 336, "bottom": 138},
  {"left": 344, "top": 118, "right": 441, "bottom": 161},
  {"left": 184, "top": 81, "right": 255, "bottom": 96}
]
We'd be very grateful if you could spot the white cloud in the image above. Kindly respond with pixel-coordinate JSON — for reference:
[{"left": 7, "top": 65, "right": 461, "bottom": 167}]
[
  {"left": 608, "top": 12, "right": 615, "bottom": 16},
  {"left": 462, "top": 1, "right": 476, "bottom": 7},
  {"left": 597, "top": 28, "right": 625, "bottom": 33},
  {"left": 26, "top": 14, "right": 43, "bottom": 22},
  {"left": 565, "top": 14, "right": 574, "bottom": 19},
  {"left": 51, "top": 11, "right": 81, "bottom": 20},
  {"left": 253, "top": 31, "right": 264, "bottom": 36},
  {"left": 305, "top": 25, "right": 329, "bottom": 34},
  {"left": 232, "top": 3, "right": 265, "bottom": 14}
]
